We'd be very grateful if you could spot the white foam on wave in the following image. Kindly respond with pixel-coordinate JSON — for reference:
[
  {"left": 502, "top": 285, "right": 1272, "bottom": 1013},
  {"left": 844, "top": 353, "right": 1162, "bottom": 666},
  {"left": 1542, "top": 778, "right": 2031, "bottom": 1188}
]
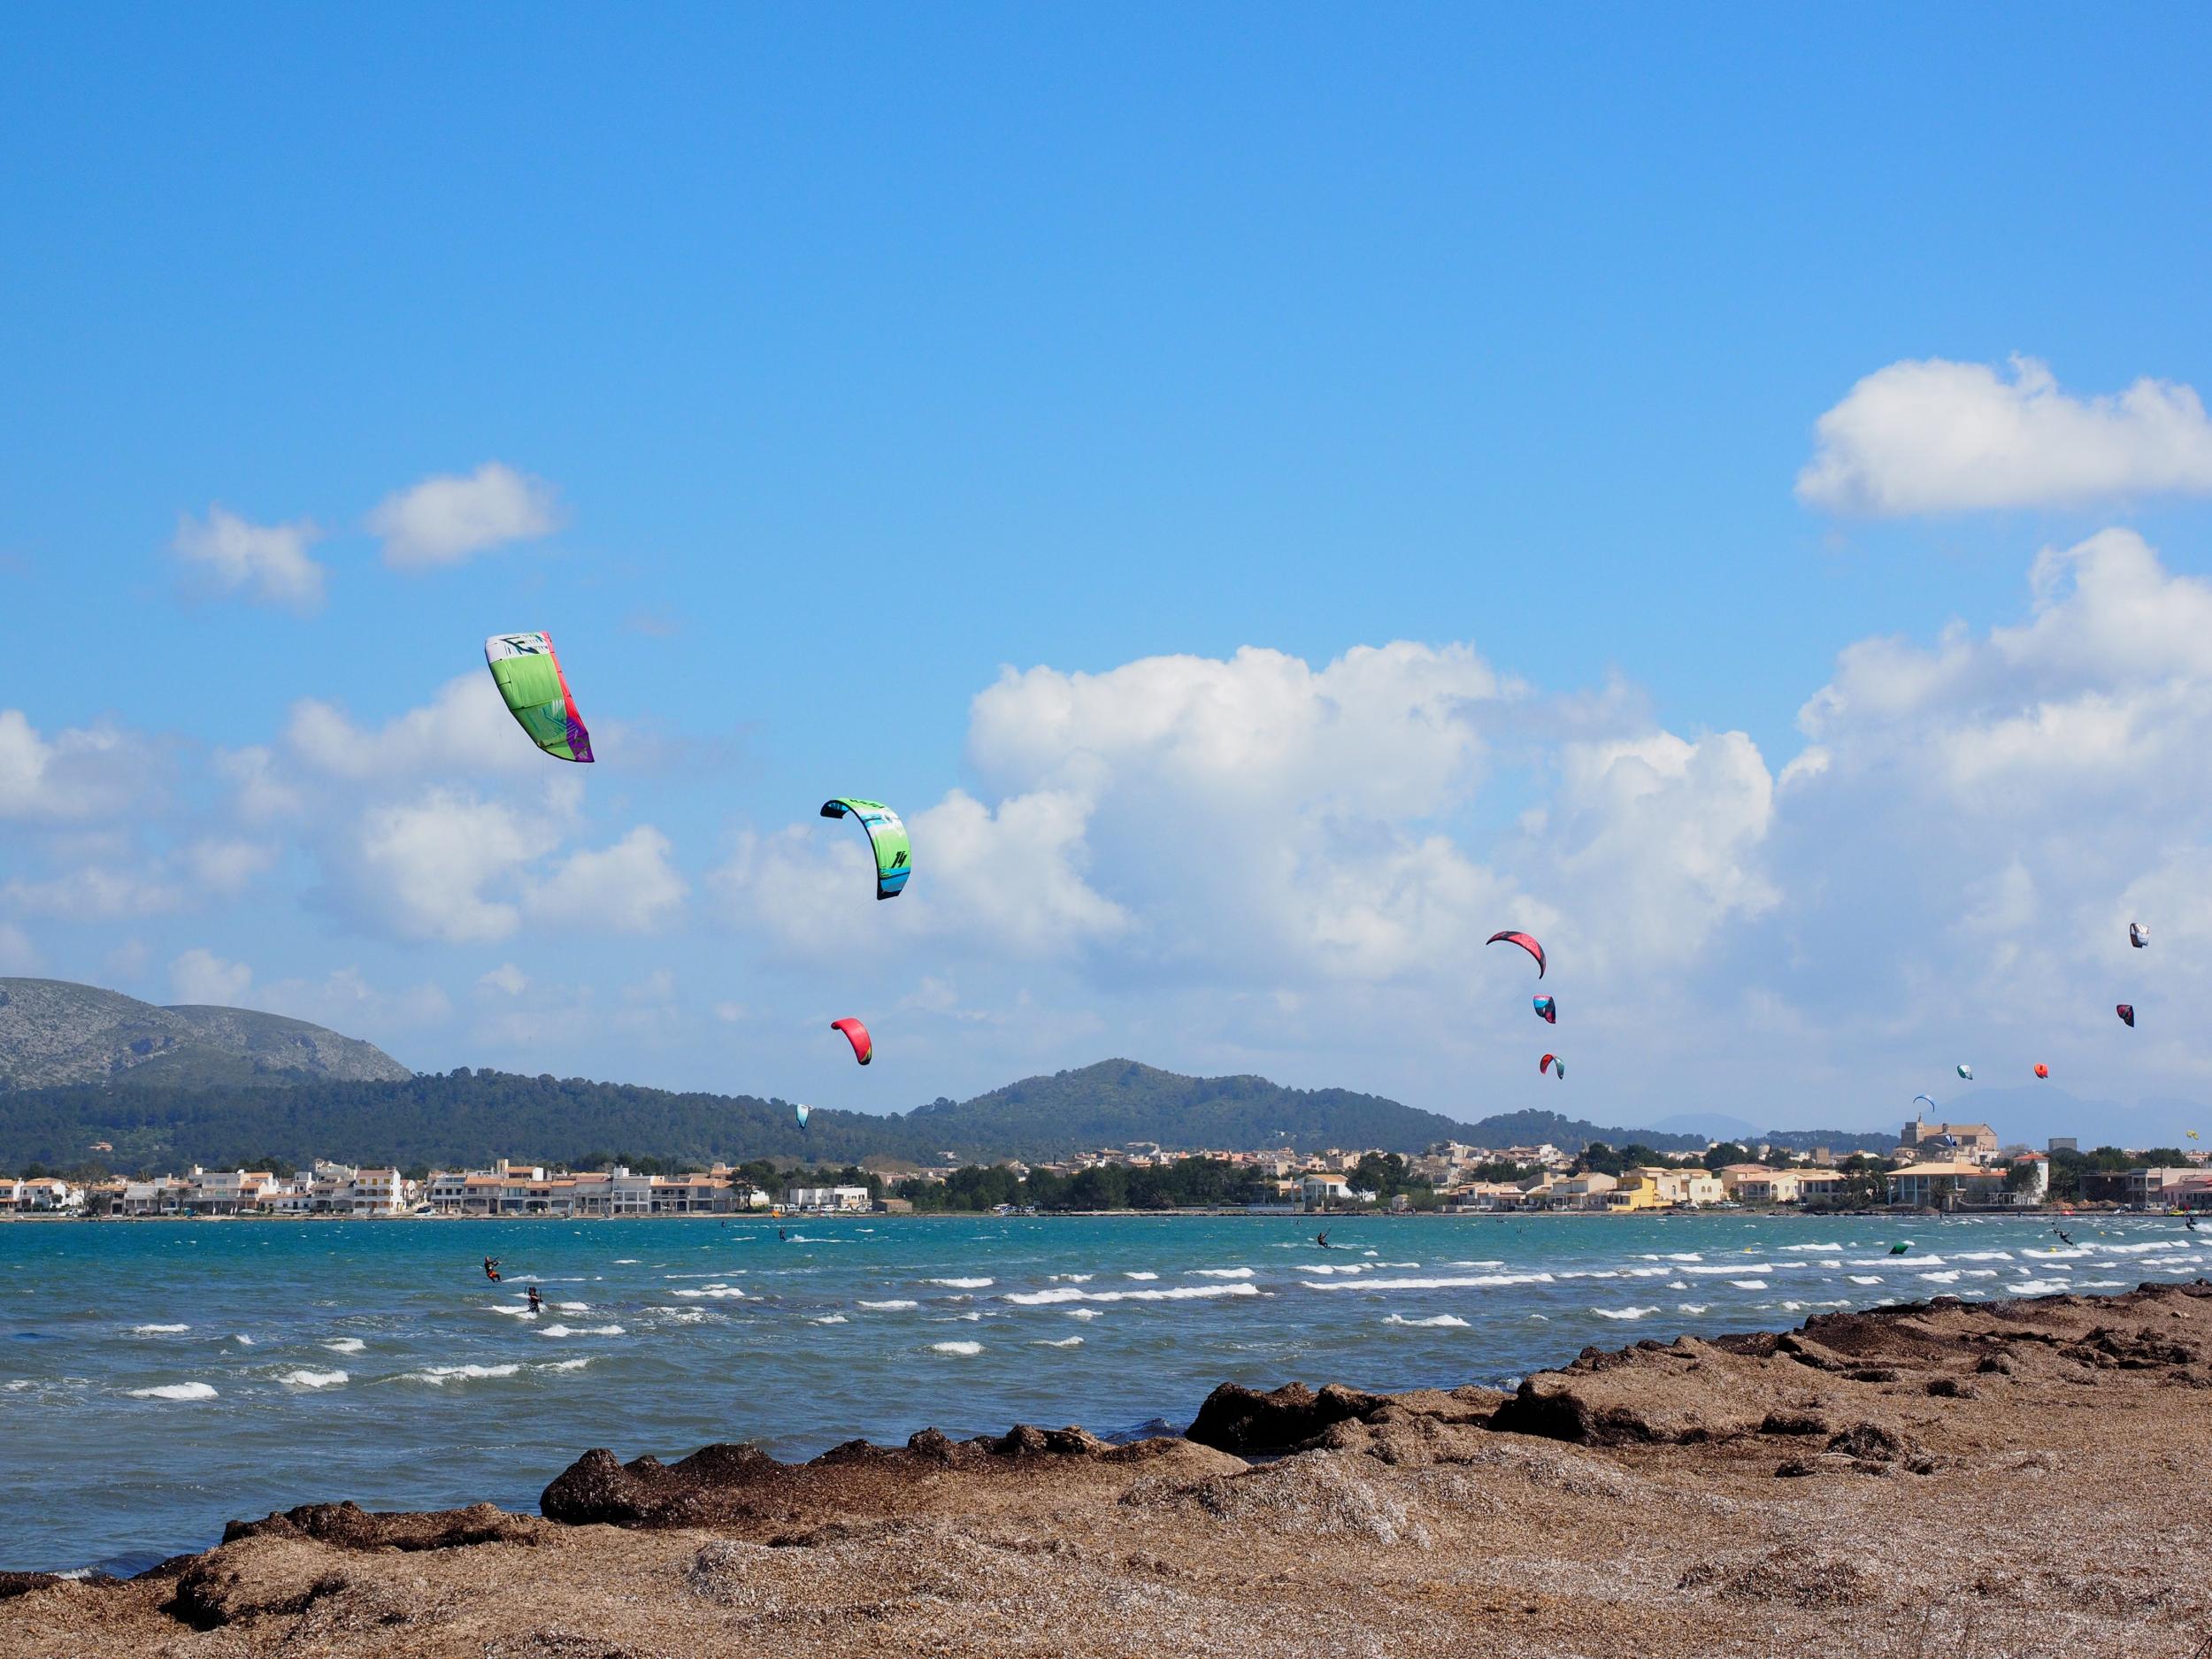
[
  {"left": 279, "top": 1369, "right": 348, "bottom": 1389},
  {"left": 405, "top": 1363, "right": 521, "bottom": 1385},
  {"left": 1192, "top": 1268, "right": 1254, "bottom": 1279},
  {"left": 1384, "top": 1313, "right": 1469, "bottom": 1328},
  {"left": 859, "top": 1299, "right": 918, "bottom": 1310},
  {"left": 1847, "top": 1275, "right": 1883, "bottom": 1286},
  {"left": 554, "top": 1302, "right": 589, "bottom": 1312},
  {"left": 1124, "top": 1271, "right": 1160, "bottom": 1281},
  {"left": 1682, "top": 1263, "right": 1775, "bottom": 1276},
  {"left": 2010, "top": 1279, "right": 2072, "bottom": 1295},
  {"left": 1295, "top": 1262, "right": 1371, "bottom": 1274},
  {"left": 1963, "top": 1270, "right": 1999, "bottom": 1279},
  {"left": 1033, "top": 1336, "right": 1084, "bottom": 1348},
  {"left": 1302, "top": 1272, "right": 1551, "bottom": 1293},
  {"left": 670, "top": 1286, "right": 745, "bottom": 1300},
  {"left": 1678, "top": 1302, "right": 1709, "bottom": 1314},
  {"left": 812, "top": 1314, "right": 849, "bottom": 1325},
  {"left": 233, "top": 1334, "right": 254, "bottom": 1345},
  {"left": 1068, "top": 1308, "right": 1102, "bottom": 1320},
  {"left": 539, "top": 1324, "right": 624, "bottom": 1338},
  {"left": 931, "top": 1340, "right": 982, "bottom": 1356},
  {"left": 130, "top": 1324, "right": 189, "bottom": 1335},
  {"left": 656, "top": 1307, "right": 710, "bottom": 1324},
  {"left": 1779, "top": 1243, "right": 1843, "bottom": 1253},
  {"left": 1953, "top": 1251, "right": 2015, "bottom": 1262},
  {"left": 613, "top": 1258, "right": 640, "bottom": 1265},
  {"left": 1445, "top": 1260, "right": 1506, "bottom": 1269},
  {"left": 1918, "top": 1270, "right": 1960, "bottom": 1284},
  {"left": 1667, "top": 1279, "right": 1690, "bottom": 1290},
  {"left": 1593, "top": 1305, "right": 1659, "bottom": 1320},
  {"left": 541, "top": 1356, "right": 593, "bottom": 1373},
  {"left": 129, "top": 1381, "right": 217, "bottom": 1401},
  {"left": 926, "top": 1277, "right": 995, "bottom": 1289},
  {"left": 1730, "top": 1279, "right": 1769, "bottom": 1289},
  {"left": 488, "top": 1303, "right": 538, "bottom": 1318},
  {"left": 1003, "top": 1282, "right": 1259, "bottom": 1306},
  {"left": 1049, "top": 1274, "right": 1094, "bottom": 1283}
]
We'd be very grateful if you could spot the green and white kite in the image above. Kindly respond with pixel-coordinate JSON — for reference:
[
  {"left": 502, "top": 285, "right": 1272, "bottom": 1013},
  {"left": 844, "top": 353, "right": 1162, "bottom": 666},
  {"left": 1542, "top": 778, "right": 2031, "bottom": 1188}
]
[{"left": 485, "top": 632, "right": 594, "bottom": 763}]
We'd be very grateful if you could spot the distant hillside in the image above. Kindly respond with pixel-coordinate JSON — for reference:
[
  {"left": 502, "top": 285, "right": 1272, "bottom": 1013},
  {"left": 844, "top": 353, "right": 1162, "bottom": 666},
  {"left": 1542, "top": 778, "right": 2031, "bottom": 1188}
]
[
  {"left": 0, "top": 979, "right": 411, "bottom": 1091},
  {"left": 0, "top": 1031, "right": 1896, "bottom": 1174},
  {"left": 897, "top": 1060, "right": 1474, "bottom": 1157},
  {"left": 0, "top": 1059, "right": 1469, "bottom": 1172}
]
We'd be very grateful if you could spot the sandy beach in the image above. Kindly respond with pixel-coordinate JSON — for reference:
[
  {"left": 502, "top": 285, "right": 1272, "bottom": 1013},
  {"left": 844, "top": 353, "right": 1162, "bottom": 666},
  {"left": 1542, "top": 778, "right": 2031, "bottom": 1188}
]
[{"left": 9, "top": 1279, "right": 2212, "bottom": 1657}]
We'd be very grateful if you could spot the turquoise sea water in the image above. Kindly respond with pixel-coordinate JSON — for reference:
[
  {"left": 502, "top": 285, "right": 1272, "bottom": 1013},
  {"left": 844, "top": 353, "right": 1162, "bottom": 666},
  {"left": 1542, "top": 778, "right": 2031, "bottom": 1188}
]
[{"left": 2, "top": 1210, "right": 2200, "bottom": 1572}]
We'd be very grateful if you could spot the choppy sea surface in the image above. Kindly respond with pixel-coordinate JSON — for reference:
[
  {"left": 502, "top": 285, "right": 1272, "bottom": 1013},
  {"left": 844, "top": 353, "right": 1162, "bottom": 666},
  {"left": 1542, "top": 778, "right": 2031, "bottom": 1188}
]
[{"left": 2, "top": 1210, "right": 2201, "bottom": 1572}]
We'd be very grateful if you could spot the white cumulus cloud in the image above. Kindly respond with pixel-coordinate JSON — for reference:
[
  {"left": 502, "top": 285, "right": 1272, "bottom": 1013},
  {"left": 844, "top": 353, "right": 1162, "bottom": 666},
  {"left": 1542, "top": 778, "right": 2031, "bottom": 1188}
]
[
  {"left": 0, "top": 711, "right": 152, "bottom": 822},
  {"left": 285, "top": 673, "right": 541, "bottom": 781},
  {"left": 1798, "top": 356, "right": 2212, "bottom": 515},
  {"left": 173, "top": 506, "right": 326, "bottom": 610},
  {"left": 370, "top": 462, "right": 563, "bottom": 569},
  {"left": 350, "top": 790, "right": 538, "bottom": 943},
  {"left": 170, "top": 948, "right": 252, "bottom": 1006},
  {"left": 528, "top": 826, "right": 688, "bottom": 933}
]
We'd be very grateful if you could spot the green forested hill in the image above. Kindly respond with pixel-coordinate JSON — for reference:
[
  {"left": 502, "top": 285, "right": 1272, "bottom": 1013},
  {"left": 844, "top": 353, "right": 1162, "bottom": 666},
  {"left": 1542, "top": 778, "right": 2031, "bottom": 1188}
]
[{"left": 0, "top": 1056, "right": 1830, "bottom": 1175}]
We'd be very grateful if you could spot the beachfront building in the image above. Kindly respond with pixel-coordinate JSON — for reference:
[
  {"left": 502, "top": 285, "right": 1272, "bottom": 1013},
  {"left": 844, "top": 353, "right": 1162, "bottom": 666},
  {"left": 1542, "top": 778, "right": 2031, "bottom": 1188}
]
[
  {"left": 1301, "top": 1172, "right": 1354, "bottom": 1210},
  {"left": 2158, "top": 1171, "right": 2212, "bottom": 1211},
  {"left": 14, "top": 1178, "right": 80, "bottom": 1212},
  {"left": 1605, "top": 1165, "right": 1723, "bottom": 1210},
  {"left": 1549, "top": 1171, "right": 1619, "bottom": 1210},
  {"left": 1793, "top": 1169, "right": 1850, "bottom": 1204},
  {"left": 349, "top": 1169, "right": 407, "bottom": 1216},
  {"left": 783, "top": 1185, "right": 872, "bottom": 1213},
  {"left": 1444, "top": 1180, "right": 1525, "bottom": 1212},
  {"left": 1887, "top": 1159, "right": 1998, "bottom": 1208},
  {"left": 1722, "top": 1167, "right": 1801, "bottom": 1205}
]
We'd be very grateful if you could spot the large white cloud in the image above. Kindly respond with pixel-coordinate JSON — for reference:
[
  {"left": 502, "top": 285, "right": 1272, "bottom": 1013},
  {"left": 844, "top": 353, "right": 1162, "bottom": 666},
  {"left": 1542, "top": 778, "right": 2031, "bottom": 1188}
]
[
  {"left": 285, "top": 673, "right": 541, "bottom": 780},
  {"left": 172, "top": 506, "right": 326, "bottom": 611},
  {"left": 1762, "top": 526, "right": 2212, "bottom": 1113},
  {"left": 0, "top": 711, "right": 153, "bottom": 822},
  {"left": 170, "top": 947, "right": 252, "bottom": 1006},
  {"left": 1798, "top": 356, "right": 2212, "bottom": 515},
  {"left": 369, "top": 462, "right": 563, "bottom": 569},
  {"left": 528, "top": 826, "right": 688, "bottom": 933},
  {"left": 349, "top": 790, "right": 540, "bottom": 943}
]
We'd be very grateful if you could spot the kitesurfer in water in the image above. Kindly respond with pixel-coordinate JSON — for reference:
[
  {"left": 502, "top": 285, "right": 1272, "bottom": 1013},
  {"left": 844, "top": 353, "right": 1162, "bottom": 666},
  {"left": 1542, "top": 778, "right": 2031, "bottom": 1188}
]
[
  {"left": 2055, "top": 1228, "right": 2075, "bottom": 1246},
  {"left": 778, "top": 1227, "right": 788, "bottom": 1242},
  {"left": 483, "top": 1256, "right": 501, "bottom": 1282},
  {"left": 526, "top": 1285, "right": 542, "bottom": 1314},
  {"left": 1316, "top": 1230, "right": 1333, "bottom": 1249}
]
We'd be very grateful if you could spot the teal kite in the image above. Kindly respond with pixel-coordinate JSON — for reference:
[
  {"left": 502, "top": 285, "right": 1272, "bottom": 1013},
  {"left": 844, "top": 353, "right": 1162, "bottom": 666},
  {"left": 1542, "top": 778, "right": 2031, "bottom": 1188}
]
[{"left": 820, "top": 800, "right": 910, "bottom": 899}]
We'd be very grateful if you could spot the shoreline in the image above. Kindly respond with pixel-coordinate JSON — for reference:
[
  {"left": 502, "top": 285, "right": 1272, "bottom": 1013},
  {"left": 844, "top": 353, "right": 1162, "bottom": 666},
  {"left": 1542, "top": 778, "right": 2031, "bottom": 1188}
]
[
  {"left": 0, "top": 1202, "right": 2146, "bottom": 1224},
  {"left": 11, "top": 1277, "right": 2212, "bottom": 1655}
]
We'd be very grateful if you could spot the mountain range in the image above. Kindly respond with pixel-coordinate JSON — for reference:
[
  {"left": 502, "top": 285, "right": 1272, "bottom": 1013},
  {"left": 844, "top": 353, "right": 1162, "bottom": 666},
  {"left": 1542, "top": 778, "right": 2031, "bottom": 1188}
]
[
  {"left": 0, "top": 978, "right": 411, "bottom": 1091},
  {"left": 0, "top": 979, "right": 1901, "bottom": 1171}
]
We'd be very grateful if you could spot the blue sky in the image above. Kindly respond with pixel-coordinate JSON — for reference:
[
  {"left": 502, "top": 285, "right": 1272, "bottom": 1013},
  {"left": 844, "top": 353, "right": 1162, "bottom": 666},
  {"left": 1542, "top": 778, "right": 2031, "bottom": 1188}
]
[{"left": 5, "top": 7, "right": 2212, "bottom": 1141}]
